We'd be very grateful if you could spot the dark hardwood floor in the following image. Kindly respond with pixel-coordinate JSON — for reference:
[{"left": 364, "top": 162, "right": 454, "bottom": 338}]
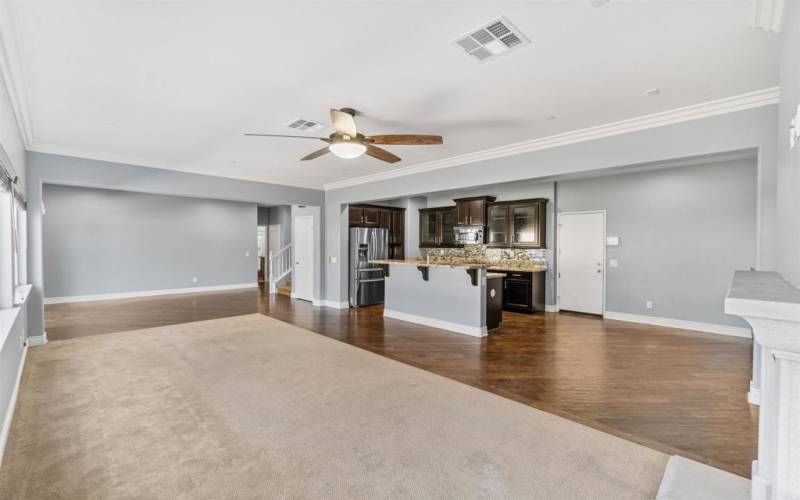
[{"left": 45, "top": 286, "right": 757, "bottom": 477}]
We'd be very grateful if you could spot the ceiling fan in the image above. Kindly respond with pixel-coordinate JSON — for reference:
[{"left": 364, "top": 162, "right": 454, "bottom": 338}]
[{"left": 245, "top": 108, "right": 443, "bottom": 164}]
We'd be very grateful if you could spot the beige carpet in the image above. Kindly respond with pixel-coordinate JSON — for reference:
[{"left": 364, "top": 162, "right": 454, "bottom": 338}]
[{"left": 0, "top": 314, "right": 668, "bottom": 499}]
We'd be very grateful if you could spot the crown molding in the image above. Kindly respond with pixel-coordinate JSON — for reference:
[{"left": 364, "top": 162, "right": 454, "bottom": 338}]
[
  {"left": 0, "top": 3, "right": 34, "bottom": 147},
  {"left": 323, "top": 87, "right": 780, "bottom": 191},
  {"left": 753, "top": 0, "right": 786, "bottom": 32}
]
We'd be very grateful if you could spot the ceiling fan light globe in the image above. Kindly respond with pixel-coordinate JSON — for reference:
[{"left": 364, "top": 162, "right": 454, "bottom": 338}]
[{"left": 329, "top": 141, "right": 367, "bottom": 159}]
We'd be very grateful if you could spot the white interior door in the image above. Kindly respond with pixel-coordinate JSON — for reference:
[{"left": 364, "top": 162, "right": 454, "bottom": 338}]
[
  {"left": 558, "top": 212, "right": 605, "bottom": 315},
  {"left": 293, "top": 216, "right": 314, "bottom": 301}
]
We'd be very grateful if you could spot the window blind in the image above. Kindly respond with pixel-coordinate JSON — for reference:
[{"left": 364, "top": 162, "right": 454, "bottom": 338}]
[{"left": 0, "top": 158, "right": 26, "bottom": 209}]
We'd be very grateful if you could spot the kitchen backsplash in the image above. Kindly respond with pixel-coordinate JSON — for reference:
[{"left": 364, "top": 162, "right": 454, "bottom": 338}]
[{"left": 420, "top": 245, "right": 547, "bottom": 264}]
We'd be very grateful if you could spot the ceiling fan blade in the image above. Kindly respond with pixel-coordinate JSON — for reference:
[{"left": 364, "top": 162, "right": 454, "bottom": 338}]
[
  {"left": 245, "top": 133, "right": 330, "bottom": 142},
  {"left": 368, "top": 134, "right": 443, "bottom": 145},
  {"left": 300, "top": 146, "right": 331, "bottom": 161},
  {"left": 365, "top": 144, "right": 401, "bottom": 164},
  {"left": 330, "top": 109, "right": 358, "bottom": 137}
]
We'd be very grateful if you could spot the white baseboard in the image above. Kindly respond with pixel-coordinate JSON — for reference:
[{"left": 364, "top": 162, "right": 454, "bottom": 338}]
[
  {"left": 545, "top": 304, "right": 559, "bottom": 312},
  {"left": 314, "top": 299, "right": 350, "bottom": 309},
  {"left": 27, "top": 332, "right": 47, "bottom": 346},
  {"left": 603, "top": 311, "right": 752, "bottom": 338},
  {"left": 383, "top": 309, "right": 487, "bottom": 338},
  {"left": 748, "top": 381, "right": 761, "bottom": 405},
  {"left": 0, "top": 344, "right": 27, "bottom": 469},
  {"left": 44, "top": 283, "right": 258, "bottom": 304}
]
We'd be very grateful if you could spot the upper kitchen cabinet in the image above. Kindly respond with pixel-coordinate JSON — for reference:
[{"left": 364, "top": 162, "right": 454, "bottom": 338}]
[
  {"left": 348, "top": 206, "right": 364, "bottom": 226},
  {"left": 349, "top": 204, "right": 406, "bottom": 257},
  {"left": 486, "top": 199, "right": 548, "bottom": 248},
  {"left": 419, "top": 207, "right": 459, "bottom": 248},
  {"left": 363, "top": 207, "right": 380, "bottom": 226},
  {"left": 509, "top": 199, "right": 547, "bottom": 248},
  {"left": 348, "top": 205, "right": 380, "bottom": 226},
  {"left": 487, "top": 204, "right": 510, "bottom": 247},
  {"left": 454, "top": 196, "right": 496, "bottom": 226},
  {"left": 420, "top": 209, "right": 437, "bottom": 247}
]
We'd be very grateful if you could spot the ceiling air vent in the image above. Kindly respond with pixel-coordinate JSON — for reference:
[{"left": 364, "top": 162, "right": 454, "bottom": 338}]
[
  {"left": 286, "top": 118, "right": 327, "bottom": 133},
  {"left": 452, "top": 16, "right": 530, "bottom": 63}
]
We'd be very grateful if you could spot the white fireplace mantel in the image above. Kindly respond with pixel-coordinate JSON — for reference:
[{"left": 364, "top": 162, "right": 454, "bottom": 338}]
[{"left": 725, "top": 270, "right": 800, "bottom": 500}]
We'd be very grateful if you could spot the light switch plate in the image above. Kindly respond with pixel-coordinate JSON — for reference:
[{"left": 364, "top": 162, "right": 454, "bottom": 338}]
[
  {"left": 606, "top": 236, "right": 620, "bottom": 246},
  {"left": 329, "top": 256, "right": 337, "bottom": 264},
  {"left": 609, "top": 259, "right": 618, "bottom": 267}
]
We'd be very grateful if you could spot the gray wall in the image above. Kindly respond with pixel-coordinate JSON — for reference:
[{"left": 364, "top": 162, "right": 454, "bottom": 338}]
[
  {"left": 42, "top": 184, "right": 257, "bottom": 298},
  {"left": 257, "top": 207, "right": 269, "bottom": 226},
  {"left": 558, "top": 158, "right": 757, "bottom": 327},
  {"left": 268, "top": 206, "right": 292, "bottom": 248},
  {"left": 777, "top": 1, "right": 800, "bottom": 286},
  {"left": 325, "top": 106, "right": 778, "bottom": 315},
  {"left": 26, "top": 151, "right": 324, "bottom": 337},
  {"left": 384, "top": 265, "right": 485, "bottom": 331}
]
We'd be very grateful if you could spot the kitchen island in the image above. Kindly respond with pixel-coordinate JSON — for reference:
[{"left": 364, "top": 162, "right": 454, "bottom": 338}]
[{"left": 371, "top": 259, "right": 546, "bottom": 337}]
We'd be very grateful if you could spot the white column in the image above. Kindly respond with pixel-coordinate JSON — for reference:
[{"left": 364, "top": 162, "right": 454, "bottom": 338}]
[{"left": 725, "top": 271, "right": 800, "bottom": 500}]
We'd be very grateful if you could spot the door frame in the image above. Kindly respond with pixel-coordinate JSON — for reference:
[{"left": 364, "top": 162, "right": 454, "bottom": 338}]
[
  {"left": 556, "top": 210, "right": 607, "bottom": 315},
  {"left": 292, "top": 214, "right": 314, "bottom": 302}
]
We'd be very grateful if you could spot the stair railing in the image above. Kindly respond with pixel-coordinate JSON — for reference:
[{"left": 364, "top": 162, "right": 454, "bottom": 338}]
[{"left": 268, "top": 243, "right": 292, "bottom": 294}]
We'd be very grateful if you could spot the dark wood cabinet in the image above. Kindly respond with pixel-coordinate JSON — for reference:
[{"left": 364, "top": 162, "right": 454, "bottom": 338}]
[
  {"left": 420, "top": 210, "right": 438, "bottom": 247},
  {"left": 486, "top": 198, "right": 547, "bottom": 249},
  {"left": 454, "top": 196, "right": 495, "bottom": 226},
  {"left": 349, "top": 206, "right": 364, "bottom": 226},
  {"left": 349, "top": 204, "right": 405, "bottom": 257},
  {"left": 419, "top": 207, "right": 459, "bottom": 247},
  {"left": 487, "top": 204, "right": 510, "bottom": 247},
  {"left": 389, "top": 209, "right": 405, "bottom": 260},
  {"left": 489, "top": 269, "right": 546, "bottom": 314},
  {"left": 363, "top": 207, "right": 380, "bottom": 226},
  {"left": 509, "top": 200, "right": 546, "bottom": 248}
]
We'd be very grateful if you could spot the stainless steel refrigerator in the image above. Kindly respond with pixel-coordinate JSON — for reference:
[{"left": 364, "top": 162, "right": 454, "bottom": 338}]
[{"left": 349, "top": 227, "right": 388, "bottom": 307}]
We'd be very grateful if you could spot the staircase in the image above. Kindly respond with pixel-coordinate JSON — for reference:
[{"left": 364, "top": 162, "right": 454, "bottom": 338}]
[
  {"left": 268, "top": 243, "right": 293, "bottom": 295},
  {"left": 277, "top": 281, "right": 292, "bottom": 297}
]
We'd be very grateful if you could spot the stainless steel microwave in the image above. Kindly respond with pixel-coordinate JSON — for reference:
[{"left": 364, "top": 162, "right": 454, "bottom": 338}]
[{"left": 454, "top": 226, "right": 484, "bottom": 244}]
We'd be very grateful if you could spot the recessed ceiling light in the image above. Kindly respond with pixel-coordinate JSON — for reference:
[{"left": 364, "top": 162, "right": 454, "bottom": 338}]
[
  {"left": 590, "top": 0, "right": 610, "bottom": 7},
  {"left": 646, "top": 88, "right": 661, "bottom": 97}
]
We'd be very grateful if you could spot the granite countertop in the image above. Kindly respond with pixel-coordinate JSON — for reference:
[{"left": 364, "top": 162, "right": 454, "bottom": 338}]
[
  {"left": 370, "top": 259, "right": 547, "bottom": 272},
  {"left": 486, "top": 272, "right": 506, "bottom": 279}
]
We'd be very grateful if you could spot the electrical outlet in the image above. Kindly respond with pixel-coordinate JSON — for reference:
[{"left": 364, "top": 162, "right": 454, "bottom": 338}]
[
  {"left": 192, "top": 277, "right": 198, "bottom": 283},
  {"left": 245, "top": 251, "right": 250, "bottom": 257},
  {"left": 646, "top": 301, "right": 653, "bottom": 309},
  {"left": 329, "top": 256, "right": 337, "bottom": 264},
  {"left": 609, "top": 259, "right": 618, "bottom": 267}
]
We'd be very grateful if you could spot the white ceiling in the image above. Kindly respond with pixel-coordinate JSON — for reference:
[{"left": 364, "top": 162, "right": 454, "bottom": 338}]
[{"left": 2, "top": 0, "right": 781, "bottom": 189}]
